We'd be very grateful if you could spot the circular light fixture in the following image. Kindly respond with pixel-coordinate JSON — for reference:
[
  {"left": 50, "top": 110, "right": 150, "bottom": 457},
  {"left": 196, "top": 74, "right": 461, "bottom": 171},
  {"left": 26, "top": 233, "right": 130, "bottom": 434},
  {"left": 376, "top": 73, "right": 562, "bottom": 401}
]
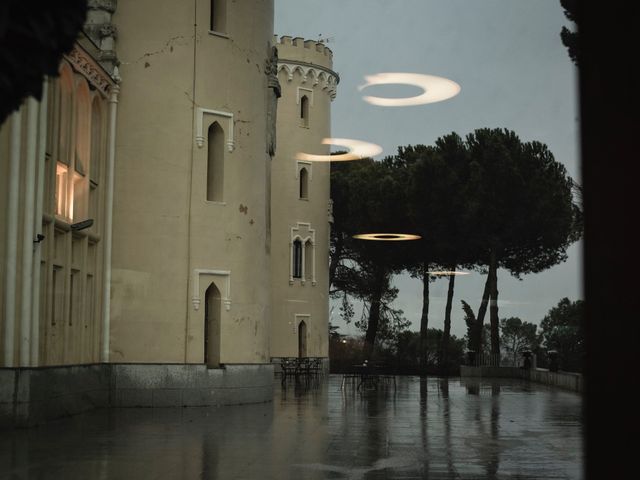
[
  {"left": 295, "top": 138, "right": 383, "bottom": 162},
  {"left": 358, "top": 73, "right": 461, "bottom": 107},
  {"left": 428, "top": 270, "right": 470, "bottom": 276},
  {"left": 353, "top": 233, "right": 422, "bottom": 241}
]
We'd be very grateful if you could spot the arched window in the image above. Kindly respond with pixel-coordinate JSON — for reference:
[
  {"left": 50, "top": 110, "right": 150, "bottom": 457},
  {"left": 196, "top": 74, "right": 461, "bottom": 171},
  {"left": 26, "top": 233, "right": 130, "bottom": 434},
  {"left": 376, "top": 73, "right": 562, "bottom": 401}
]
[
  {"left": 292, "top": 239, "right": 303, "bottom": 278},
  {"left": 72, "top": 79, "right": 91, "bottom": 221},
  {"left": 210, "top": 0, "right": 227, "bottom": 33},
  {"left": 89, "top": 97, "right": 103, "bottom": 228},
  {"left": 55, "top": 64, "right": 74, "bottom": 218},
  {"left": 299, "top": 167, "right": 308, "bottom": 199},
  {"left": 298, "top": 320, "right": 307, "bottom": 358},
  {"left": 204, "top": 282, "right": 222, "bottom": 368},
  {"left": 300, "top": 95, "right": 309, "bottom": 127},
  {"left": 304, "top": 240, "right": 313, "bottom": 281},
  {"left": 207, "top": 122, "right": 224, "bottom": 202}
]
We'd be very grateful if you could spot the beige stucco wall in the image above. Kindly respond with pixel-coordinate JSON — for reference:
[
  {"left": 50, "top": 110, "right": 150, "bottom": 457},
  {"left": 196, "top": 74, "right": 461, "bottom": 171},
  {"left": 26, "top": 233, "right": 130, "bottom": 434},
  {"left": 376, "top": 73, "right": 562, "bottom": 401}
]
[
  {"left": 269, "top": 37, "right": 337, "bottom": 358},
  {"left": 110, "top": 0, "right": 274, "bottom": 364},
  {"left": 1, "top": 2, "right": 336, "bottom": 370}
]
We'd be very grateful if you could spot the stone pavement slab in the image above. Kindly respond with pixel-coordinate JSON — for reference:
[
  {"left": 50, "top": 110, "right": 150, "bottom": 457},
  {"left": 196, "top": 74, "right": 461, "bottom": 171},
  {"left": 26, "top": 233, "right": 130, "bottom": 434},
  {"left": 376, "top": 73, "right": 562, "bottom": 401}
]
[{"left": 0, "top": 375, "right": 583, "bottom": 479}]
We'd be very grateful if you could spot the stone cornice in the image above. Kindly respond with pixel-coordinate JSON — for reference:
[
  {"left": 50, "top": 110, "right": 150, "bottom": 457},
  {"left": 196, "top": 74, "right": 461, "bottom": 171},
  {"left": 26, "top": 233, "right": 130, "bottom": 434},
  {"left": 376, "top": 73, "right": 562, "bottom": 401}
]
[
  {"left": 277, "top": 61, "right": 339, "bottom": 100},
  {"left": 64, "top": 43, "right": 115, "bottom": 96}
]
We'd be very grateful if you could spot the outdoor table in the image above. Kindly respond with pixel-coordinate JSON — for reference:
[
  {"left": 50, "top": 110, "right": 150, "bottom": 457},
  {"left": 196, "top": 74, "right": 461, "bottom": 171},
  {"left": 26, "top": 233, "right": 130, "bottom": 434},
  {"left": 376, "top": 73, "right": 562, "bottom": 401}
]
[{"left": 352, "top": 363, "right": 379, "bottom": 390}]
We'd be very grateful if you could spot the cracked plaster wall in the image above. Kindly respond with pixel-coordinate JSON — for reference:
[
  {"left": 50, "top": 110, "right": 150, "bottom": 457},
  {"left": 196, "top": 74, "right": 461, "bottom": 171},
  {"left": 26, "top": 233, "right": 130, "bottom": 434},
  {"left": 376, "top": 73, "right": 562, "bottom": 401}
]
[{"left": 109, "top": 0, "right": 274, "bottom": 365}]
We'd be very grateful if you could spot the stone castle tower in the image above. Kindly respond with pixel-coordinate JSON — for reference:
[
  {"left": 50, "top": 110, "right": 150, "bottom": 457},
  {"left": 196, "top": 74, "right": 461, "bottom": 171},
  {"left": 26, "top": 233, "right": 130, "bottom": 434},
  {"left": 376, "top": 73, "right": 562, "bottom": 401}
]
[
  {"left": 0, "top": 0, "right": 338, "bottom": 426},
  {"left": 270, "top": 36, "right": 338, "bottom": 362}
]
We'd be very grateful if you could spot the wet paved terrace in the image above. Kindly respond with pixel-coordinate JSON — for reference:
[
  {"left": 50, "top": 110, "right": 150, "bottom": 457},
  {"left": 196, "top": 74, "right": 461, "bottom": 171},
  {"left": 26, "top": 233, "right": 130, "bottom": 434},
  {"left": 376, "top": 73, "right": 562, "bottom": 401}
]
[{"left": 0, "top": 375, "right": 583, "bottom": 479}]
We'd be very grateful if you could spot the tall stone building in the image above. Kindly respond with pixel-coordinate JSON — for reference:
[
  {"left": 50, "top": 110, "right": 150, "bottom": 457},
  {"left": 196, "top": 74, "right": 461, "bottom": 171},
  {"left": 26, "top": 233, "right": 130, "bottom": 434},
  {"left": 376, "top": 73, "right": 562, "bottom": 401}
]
[
  {"left": 0, "top": 0, "right": 336, "bottom": 427},
  {"left": 270, "top": 36, "right": 338, "bottom": 364}
]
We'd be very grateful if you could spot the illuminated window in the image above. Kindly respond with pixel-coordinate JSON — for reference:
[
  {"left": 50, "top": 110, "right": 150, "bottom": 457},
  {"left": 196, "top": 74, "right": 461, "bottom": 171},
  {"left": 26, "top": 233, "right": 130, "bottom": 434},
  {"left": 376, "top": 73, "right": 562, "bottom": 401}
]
[
  {"left": 72, "top": 171, "right": 86, "bottom": 221},
  {"left": 55, "top": 162, "right": 69, "bottom": 217},
  {"left": 210, "top": 0, "right": 227, "bottom": 33},
  {"left": 300, "top": 95, "right": 309, "bottom": 127},
  {"left": 54, "top": 73, "right": 92, "bottom": 222},
  {"left": 207, "top": 122, "right": 224, "bottom": 202},
  {"left": 55, "top": 65, "right": 73, "bottom": 219},
  {"left": 71, "top": 80, "right": 90, "bottom": 221}
]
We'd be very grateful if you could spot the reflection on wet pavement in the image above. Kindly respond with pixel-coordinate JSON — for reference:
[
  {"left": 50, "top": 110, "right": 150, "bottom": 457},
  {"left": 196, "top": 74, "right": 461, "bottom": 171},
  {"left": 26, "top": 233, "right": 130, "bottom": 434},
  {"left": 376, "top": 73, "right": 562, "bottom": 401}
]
[{"left": 0, "top": 376, "right": 583, "bottom": 479}]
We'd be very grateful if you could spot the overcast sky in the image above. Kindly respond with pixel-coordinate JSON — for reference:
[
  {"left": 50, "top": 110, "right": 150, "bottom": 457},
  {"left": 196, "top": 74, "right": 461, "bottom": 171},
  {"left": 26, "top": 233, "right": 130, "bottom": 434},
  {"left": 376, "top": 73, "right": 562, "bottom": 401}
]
[{"left": 275, "top": 0, "right": 582, "bottom": 339}]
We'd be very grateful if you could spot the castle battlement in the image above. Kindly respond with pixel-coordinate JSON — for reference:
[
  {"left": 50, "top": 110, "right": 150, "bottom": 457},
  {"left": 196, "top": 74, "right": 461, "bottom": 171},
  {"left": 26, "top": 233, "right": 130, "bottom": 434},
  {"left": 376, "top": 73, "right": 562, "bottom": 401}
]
[
  {"left": 273, "top": 35, "right": 338, "bottom": 100},
  {"left": 274, "top": 35, "right": 333, "bottom": 60}
]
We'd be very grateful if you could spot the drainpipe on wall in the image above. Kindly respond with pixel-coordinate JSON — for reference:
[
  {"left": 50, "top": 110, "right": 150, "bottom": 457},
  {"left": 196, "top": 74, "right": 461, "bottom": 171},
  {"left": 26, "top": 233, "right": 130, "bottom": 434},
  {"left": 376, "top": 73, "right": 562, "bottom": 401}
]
[
  {"left": 31, "top": 81, "right": 48, "bottom": 366},
  {"left": 19, "top": 98, "right": 40, "bottom": 366},
  {"left": 102, "top": 73, "right": 120, "bottom": 362},
  {"left": 3, "top": 110, "right": 22, "bottom": 367}
]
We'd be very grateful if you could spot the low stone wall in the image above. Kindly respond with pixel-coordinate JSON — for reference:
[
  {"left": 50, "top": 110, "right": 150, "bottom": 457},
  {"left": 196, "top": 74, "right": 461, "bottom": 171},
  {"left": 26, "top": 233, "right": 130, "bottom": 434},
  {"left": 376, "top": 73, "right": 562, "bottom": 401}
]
[
  {"left": 111, "top": 364, "right": 274, "bottom": 407},
  {"left": 529, "top": 368, "right": 583, "bottom": 392},
  {"left": 0, "top": 369, "right": 17, "bottom": 428},
  {"left": 0, "top": 364, "right": 110, "bottom": 428},
  {"left": 460, "top": 365, "right": 583, "bottom": 393},
  {"left": 460, "top": 366, "right": 523, "bottom": 378},
  {"left": 1, "top": 363, "right": 274, "bottom": 428}
]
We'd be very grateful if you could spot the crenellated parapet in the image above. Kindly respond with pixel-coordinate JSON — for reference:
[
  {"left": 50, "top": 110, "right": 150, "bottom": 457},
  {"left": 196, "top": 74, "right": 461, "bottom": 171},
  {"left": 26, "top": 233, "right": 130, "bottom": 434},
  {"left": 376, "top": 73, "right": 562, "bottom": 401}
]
[
  {"left": 273, "top": 35, "right": 339, "bottom": 101},
  {"left": 273, "top": 35, "right": 334, "bottom": 62}
]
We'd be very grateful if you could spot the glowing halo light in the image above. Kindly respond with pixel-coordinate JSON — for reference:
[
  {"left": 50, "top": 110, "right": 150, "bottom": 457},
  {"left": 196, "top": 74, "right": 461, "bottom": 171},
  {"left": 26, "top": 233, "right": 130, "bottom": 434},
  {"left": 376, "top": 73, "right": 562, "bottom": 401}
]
[
  {"left": 295, "top": 138, "right": 383, "bottom": 162},
  {"left": 358, "top": 73, "right": 461, "bottom": 107},
  {"left": 428, "top": 270, "right": 471, "bottom": 276},
  {"left": 353, "top": 233, "right": 422, "bottom": 241}
]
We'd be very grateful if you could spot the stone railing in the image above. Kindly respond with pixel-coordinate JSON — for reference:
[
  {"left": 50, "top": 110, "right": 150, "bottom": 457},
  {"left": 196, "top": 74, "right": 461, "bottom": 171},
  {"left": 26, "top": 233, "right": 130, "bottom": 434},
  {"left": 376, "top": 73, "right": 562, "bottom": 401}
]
[{"left": 460, "top": 365, "right": 583, "bottom": 393}]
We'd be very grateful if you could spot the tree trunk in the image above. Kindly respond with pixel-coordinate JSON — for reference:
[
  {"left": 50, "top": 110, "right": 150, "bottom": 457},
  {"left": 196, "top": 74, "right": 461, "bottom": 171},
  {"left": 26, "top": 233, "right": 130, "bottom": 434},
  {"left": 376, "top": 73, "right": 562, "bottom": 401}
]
[
  {"left": 418, "top": 266, "right": 430, "bottom": 374},
  {"left": 489, "top": 250, "right": 500, "bottom": 363},
  {"left": 473, "top": 272, "right": 492, "bottom": 353},
  {"left": 328, "top": 234, "right": 343, "bottom": 289},
  {"left": 364, "top": 268, "right": 386, "bottom": 360},
  {"left": 440, "top": 266, "right": 456, "bottom": 374}
]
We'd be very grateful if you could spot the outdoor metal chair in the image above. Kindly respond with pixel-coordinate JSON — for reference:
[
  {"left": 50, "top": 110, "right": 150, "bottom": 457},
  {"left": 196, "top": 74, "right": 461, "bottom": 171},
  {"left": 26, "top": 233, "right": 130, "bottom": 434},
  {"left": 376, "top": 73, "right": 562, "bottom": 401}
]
[
  {"left": 372, "top": 363, "right": 396, "bottom": 390},
  {"left": 280, "top": 357, "right": 299, "bottom": 381}
]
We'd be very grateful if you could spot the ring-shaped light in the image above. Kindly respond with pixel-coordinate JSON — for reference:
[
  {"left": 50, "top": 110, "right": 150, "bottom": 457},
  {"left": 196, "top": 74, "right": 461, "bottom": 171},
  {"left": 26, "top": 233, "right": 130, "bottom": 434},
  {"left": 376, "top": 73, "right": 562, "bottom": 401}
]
[
  {"left": 353, "top": 233, "right": 422, "bottom": 241},
  {"left": 428, "top": 270, "right": 470, "bottom": 276},
  {"left": 295, "top": 138, "right": 383, "bottom": 162},
  {"left": 358, "top": 73, "right": 461, "bottom": 107}
]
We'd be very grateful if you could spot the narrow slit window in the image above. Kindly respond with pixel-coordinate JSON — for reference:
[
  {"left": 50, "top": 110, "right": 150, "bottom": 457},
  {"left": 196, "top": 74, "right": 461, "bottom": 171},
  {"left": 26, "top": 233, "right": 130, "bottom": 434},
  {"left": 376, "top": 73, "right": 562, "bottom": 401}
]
[
  {"left": 207, "top": 122, "right": 224, "bottom": 202},
  {"left": 210, "top": 0, "right": 227, "bottom": 33},
  {"left": 293, "top": 239, "right": 303, "bottom": 278},
  {"left": 52, "top": 265, "right": 64, "bottom": 326},
  {"left": 89, "top": 98, "right": 102, "bottom": 229},
  {"left": 300, "top": 95, "right": 309, "bottom": 127},
  {"left": 299, "top": 167, "right": 309, "bottom": 199},
  {"left": 69, "top": 270, "right": 80, "bottom": 326},
  {"left": 304, "top": 240, "right": 313, "bottom": 281}
]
